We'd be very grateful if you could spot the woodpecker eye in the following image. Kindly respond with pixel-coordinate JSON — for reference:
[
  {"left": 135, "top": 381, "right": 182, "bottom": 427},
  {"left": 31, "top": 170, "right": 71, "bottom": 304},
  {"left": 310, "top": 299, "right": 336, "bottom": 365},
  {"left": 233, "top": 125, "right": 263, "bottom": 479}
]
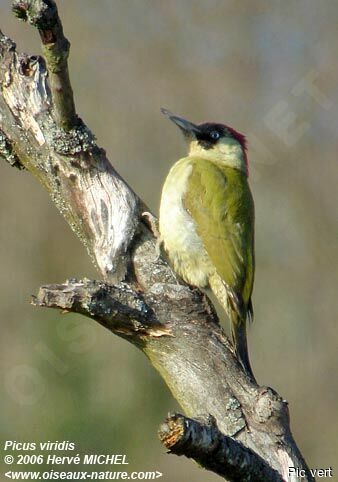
[{"left": 210, "top": 131, "right": 220, "bottom": 140}]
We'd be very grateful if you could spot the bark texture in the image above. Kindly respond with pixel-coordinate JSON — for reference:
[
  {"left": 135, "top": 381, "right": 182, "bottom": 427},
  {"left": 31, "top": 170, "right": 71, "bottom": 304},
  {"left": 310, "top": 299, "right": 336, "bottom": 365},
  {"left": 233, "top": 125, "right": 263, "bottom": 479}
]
[
  {"left": 0, "top": 2, "right": 313, "bottom": 481},
  {"left": 159, "top": 413, "right": 284, "bottom": 482}
]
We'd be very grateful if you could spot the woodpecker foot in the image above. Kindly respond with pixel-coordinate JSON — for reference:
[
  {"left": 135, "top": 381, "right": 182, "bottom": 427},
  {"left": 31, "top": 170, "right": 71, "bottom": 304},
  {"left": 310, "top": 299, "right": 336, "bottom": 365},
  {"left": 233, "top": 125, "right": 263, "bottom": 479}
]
[{"left": 142, "top": 211, "right": 160, "bottom": 238}]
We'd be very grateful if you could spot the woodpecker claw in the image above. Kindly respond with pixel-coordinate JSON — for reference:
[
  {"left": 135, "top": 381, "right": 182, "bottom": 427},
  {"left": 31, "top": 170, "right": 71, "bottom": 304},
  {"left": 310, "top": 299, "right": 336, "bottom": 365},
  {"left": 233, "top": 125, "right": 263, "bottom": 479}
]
[{"left": 142, "top": 211, "right": 160, "bottom": 238}]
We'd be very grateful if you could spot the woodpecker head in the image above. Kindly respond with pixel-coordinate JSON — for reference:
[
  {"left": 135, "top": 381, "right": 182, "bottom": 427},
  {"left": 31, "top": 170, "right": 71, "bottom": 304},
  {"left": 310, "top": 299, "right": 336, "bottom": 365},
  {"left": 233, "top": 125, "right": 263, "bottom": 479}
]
[{"left": 161, "top": 108, "right": 248, "bottom": 175}]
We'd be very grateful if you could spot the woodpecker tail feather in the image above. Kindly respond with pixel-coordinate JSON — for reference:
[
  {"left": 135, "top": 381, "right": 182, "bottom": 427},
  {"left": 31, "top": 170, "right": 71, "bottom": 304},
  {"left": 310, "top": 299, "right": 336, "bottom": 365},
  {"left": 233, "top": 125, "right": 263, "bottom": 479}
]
[
  {"left": 208, "top": 275, "right": 255, "bottom": 380},
  {"left": 231, "top": 317, "right": 255, "bottom": 382}
]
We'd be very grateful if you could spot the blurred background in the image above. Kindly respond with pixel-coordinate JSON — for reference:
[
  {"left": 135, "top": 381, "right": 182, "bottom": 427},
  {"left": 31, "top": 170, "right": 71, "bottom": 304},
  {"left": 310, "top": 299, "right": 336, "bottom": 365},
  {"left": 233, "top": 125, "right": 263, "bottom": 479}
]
[{"left": 0, "top": 1, "right": 337, "bottom": 480}]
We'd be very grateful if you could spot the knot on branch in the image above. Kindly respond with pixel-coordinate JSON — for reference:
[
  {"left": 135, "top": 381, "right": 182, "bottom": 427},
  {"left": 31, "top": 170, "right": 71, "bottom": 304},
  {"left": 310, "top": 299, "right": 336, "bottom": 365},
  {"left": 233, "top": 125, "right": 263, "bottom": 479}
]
[
  {"left": 0, "top": 48, "right": 49, "bottom": 146},
  {"left": 18, "top": 54, "right": 41, "bottom": 77},
  {"left": 253, "top": 387, "right": 290, "bottom": 436}
]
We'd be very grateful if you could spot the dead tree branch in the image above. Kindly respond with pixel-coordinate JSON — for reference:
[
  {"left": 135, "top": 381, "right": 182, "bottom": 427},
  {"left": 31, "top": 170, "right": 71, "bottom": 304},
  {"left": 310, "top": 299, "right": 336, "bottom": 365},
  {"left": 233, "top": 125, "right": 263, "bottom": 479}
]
[
  {"left": 159, "top": 413, "right": 284, "bottom": 482},
  {"left": 32, "top": 279, "right": 172, "bottom": 339},
  {"left": 0, "top": 1, "right": 313, "bottom": 480},
  {"left": 12, "top": 0, "right": 76, "bottom": 129}
]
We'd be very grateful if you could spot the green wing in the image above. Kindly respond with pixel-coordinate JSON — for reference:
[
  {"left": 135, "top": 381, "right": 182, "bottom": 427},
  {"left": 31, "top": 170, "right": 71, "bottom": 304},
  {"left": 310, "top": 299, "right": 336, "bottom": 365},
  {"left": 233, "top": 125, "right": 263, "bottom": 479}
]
[{"left": 183, "top": 157, "right": 255, "bottom": 310}]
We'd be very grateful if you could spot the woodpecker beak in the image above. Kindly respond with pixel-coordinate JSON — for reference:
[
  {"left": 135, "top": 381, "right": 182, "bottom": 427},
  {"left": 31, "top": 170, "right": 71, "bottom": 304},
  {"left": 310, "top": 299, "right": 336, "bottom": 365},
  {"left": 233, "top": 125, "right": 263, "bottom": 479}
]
[{"left": 161, "top": 108, "right": 201, "bottom": 138}]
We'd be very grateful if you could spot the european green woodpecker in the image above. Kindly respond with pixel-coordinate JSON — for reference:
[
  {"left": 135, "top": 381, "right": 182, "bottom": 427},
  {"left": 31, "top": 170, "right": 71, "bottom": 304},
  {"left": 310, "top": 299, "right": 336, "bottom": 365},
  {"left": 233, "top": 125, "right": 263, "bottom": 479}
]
[{"left": 159, "top": 109, "right": 255, "bottom": 378}]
